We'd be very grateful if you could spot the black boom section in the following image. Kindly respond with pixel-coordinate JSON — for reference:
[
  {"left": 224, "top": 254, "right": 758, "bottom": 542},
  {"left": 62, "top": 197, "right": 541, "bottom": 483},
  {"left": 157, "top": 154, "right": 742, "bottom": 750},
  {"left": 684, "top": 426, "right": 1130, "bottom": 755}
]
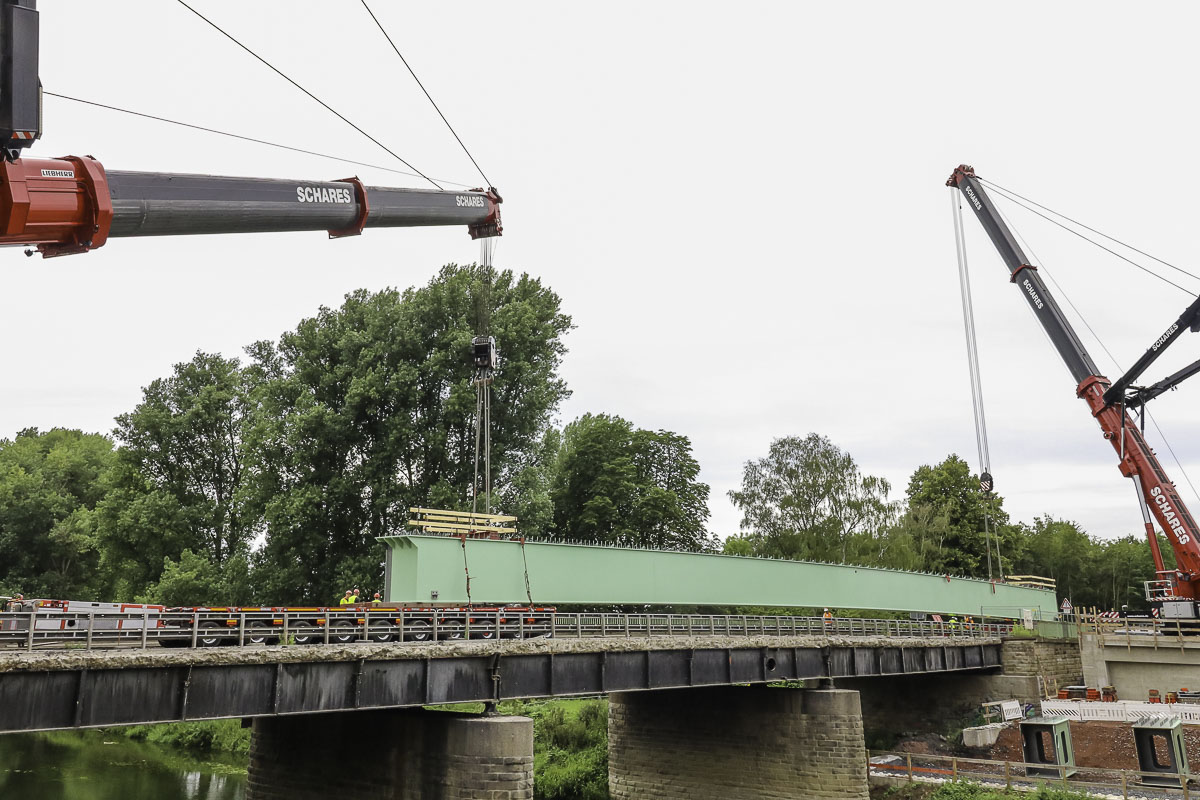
[
  {"left": 106, "top": 171, "right": 494, "bottom": 238},
  {"left": 950, "top": 168, "right": 1100, "bottom": 385}
]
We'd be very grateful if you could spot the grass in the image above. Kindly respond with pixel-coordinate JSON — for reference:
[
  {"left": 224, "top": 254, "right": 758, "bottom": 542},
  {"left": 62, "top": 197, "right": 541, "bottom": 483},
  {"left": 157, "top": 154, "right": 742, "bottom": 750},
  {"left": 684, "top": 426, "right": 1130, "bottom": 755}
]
[{"left": 104, "top": 718, "right": 251, "bottom": 757}]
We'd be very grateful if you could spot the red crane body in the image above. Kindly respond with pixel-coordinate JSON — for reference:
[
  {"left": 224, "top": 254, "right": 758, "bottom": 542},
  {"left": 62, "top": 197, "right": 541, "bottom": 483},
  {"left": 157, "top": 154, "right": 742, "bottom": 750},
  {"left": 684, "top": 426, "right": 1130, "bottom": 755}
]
[{"left": 948, "top": 164, "right": 1200, "bottom": 604}]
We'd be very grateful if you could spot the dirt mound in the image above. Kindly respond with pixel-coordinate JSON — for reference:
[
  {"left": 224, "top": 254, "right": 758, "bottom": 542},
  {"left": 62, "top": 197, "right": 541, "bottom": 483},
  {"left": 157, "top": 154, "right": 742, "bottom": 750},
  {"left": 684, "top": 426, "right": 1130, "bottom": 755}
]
[{"left": 893, "top": 733, "right": 959, "bottom": 756}]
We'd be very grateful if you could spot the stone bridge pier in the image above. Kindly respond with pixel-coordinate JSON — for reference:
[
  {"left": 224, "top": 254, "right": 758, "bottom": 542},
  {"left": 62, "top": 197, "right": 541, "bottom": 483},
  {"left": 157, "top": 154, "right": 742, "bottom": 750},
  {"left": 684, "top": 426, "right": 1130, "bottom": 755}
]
[
  {"left": 608, "top": 686, "right": 869, "bottom": 799},
  {"left": 245, "top": 708, "right": 533, "bottom": 800}
]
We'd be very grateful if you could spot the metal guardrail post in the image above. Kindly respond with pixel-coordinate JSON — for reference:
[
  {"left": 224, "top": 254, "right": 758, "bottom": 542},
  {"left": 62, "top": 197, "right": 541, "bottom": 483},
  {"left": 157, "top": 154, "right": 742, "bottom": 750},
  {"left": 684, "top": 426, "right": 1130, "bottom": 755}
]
[
  {"left": 26, "top": 611, "right": 35, "bottom": 652},
  {"left": 85, "top": 612, "right": 94, "bottom": 651},
  {"left": 190, "top": 613, "right": 199, "bottom": 649},
  {"left": 432, "top": 614, "right": 439, "bottom": 642},
  {"left": 323, "top": 615, "right": 330, "bottom": 645},
  {"left": 141, "top": 613, "right": 149, "bottom": 649},
  {"left": 282, "top": 612, "right": 290, "bottom": 646},
  {"left": 238, "top": 612, "right": 246, "bottom": 647}
]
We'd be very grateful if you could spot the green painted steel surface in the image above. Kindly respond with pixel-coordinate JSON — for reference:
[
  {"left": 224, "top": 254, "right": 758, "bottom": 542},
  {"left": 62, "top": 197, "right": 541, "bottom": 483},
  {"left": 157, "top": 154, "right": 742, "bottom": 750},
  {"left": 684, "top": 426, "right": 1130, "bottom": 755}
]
[{"left": 381, "top": 535, "right": 1057, "bottom": 616}]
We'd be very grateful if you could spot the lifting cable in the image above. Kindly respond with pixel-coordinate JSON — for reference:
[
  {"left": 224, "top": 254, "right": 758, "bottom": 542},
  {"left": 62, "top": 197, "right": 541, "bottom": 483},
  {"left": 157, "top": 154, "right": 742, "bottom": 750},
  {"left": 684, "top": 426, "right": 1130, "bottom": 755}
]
[
  {"left": 359, "top": 0, "right": 493, "bottom": 188},
  {"left": 951, "top": 191, "right": 1002, "bottom": 580},
  {"left": 43, "top": 92, "right": 477, "bottom": 188},
  {"left": 986, "top": 190, "right": 1200, "bottom": 511},
  {"left": 979, "top": 178, "right": 1200, "bottom": 289},
  {"left": 174, "top": 0, "right": 442, "bottom": 189},
  {"left": 981, "top": 179, "right": 1200, "bottom": 296}
]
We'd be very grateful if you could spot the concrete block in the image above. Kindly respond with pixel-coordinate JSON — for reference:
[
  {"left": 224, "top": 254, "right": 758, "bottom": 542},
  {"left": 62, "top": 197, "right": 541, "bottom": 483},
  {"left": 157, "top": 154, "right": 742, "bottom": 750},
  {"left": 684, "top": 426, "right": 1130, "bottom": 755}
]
[{"left": 962, "top": 722, "right": 1008, "bottom": 748}]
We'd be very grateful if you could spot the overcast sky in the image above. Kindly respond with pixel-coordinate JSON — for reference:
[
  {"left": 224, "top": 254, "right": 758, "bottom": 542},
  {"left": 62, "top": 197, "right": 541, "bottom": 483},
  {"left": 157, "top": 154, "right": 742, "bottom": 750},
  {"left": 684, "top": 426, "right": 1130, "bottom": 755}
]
[{"left": 7, "top": 1, "right": 1200, "bottom": 543}]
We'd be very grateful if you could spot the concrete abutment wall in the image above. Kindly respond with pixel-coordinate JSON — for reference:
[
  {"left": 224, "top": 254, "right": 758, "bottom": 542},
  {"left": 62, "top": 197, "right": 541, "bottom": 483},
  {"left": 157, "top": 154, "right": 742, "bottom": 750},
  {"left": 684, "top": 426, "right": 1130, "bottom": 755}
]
[
  {"left": 608, "top": 686, "right": 868, "bottom": 799},
  {"left": 246, "top": 708, "right": 533, "bottom": 800}
]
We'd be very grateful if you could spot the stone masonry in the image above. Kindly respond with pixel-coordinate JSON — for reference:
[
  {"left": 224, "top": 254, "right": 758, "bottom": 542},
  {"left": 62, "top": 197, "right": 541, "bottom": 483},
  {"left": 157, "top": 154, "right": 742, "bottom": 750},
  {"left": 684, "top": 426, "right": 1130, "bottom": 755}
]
[
  {"left": 608, "top": 686, "right": 868, "bottom": 800},
  {"left": 246, "top": 708, "right": 533, "bottom": 800},
  {"left": 1001, "top": 639, "right": 1083, "bottom": 689}
]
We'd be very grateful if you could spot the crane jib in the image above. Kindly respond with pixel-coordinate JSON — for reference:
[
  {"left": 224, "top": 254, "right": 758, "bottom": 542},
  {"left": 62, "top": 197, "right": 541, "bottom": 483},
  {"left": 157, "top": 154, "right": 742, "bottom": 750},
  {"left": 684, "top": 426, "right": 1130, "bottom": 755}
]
[
  {"left": 948, "top": 163, "right": 1200, "bottom": 599},
  {"left": 0, "top": 156, "right": 501, "bottom": 257}
]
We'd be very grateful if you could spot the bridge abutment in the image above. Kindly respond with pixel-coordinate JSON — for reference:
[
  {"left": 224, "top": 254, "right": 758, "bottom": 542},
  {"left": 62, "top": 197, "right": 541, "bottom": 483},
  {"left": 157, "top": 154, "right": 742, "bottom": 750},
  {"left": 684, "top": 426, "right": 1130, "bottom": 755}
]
[
  {"left": 246, "top": 708, "right": 533, "bottom": 800},
  {"left": 608, "top": 686, "right": 868, "bottom": 799}
]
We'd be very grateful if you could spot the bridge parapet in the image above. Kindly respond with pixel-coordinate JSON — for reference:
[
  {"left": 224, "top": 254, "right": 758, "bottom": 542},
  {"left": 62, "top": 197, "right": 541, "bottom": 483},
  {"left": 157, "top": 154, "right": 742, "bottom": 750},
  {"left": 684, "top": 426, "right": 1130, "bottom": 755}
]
[{"left": 0, "top": 634, "right": 1000, "bottom": 734}]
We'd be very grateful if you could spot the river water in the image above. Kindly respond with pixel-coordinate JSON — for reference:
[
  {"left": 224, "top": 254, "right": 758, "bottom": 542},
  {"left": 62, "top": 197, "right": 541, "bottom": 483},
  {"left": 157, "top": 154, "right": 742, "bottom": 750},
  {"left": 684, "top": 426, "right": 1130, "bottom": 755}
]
[{"left": 0, "top": 731, "right": 246, "bottom": 800}]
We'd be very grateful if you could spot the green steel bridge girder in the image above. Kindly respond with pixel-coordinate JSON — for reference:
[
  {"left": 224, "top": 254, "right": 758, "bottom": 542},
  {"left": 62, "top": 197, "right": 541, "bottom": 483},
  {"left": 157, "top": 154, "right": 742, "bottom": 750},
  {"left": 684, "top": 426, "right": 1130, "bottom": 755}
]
[{"left": 381, "top": 535, "right": 1058, "bottom": 618}]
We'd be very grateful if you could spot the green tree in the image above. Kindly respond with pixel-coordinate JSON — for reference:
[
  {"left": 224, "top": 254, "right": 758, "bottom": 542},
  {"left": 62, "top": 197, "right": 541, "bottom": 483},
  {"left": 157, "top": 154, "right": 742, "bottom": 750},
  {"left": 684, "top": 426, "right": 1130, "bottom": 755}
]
[
  {"left": 550, "top": 414, "right": 711, "bottom": 549},
  {"left": 245, "top": 266, "right": 572, "bottom": 603},
  {"left": 92, "top": 351, "right": 254, "bottom": 599},
  {"left": 0, "top": 428, "right": 116, "bottom": 598},
  {"left": 137, "top": 548, "right": 253, "bottom": 607},
  {"left": 904, "top": 454, "right": 1014, "bottom": 577},
  {"left": 728, "top": 433, "right": 895, "bottom": 563}
]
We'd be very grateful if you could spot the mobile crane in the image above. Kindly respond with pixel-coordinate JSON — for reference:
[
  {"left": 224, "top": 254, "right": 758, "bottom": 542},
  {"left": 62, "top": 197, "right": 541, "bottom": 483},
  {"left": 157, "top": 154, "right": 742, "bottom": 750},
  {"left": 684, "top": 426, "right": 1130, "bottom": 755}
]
[
  {"left": 948, "top": 165, "right": 1200, "bottom": 616},
  {"left": 0, "top": 0, "right": 501, "bottom": 257}
]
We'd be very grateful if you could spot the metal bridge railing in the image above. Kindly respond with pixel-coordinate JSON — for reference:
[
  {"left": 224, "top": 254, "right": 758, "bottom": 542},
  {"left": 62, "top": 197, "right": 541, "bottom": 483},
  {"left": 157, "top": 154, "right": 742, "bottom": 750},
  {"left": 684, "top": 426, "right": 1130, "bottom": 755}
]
[{"left": 0, "top": 609, "right": 1009, "bottom": 652}]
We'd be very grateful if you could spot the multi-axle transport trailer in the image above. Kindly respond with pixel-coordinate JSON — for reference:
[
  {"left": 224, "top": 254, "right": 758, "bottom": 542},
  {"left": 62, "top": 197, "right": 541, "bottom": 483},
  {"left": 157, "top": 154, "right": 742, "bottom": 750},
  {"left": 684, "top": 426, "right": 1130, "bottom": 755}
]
[{"left": 0, "top": 598, "right": 555, "bottom": 646}]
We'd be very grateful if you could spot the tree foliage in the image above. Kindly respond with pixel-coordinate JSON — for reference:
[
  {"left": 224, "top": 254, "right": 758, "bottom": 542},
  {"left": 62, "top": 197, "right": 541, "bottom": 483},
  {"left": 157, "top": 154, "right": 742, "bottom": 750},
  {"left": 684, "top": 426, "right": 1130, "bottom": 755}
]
[
  {"left": 113, "top": 351, "right": 253, "bottom": 566},
  {"left": 244, "top": 266, "right": 572, "bottom": 603},
  {"left": 904, "top": 454, "right": 1016, "bottom": 577},
  {"left": 550, "top": 413, "right": 712, "bottom": 550},
  {"left": 0, "top": 428, "right": 115, "bottom": 598},
  {"left": 728, "top": 433, "right": 895, "bottom": 563}
]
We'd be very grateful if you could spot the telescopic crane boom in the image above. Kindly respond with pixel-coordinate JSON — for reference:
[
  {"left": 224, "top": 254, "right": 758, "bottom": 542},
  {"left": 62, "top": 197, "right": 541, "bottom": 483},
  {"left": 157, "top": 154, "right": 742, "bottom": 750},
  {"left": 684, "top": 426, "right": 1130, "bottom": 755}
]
[
  {"left": 0, "top": 0, "right": 500, "bottom": 258},
  {"left": 947, "top": 164, "right": 1200, "bottom": 607}
]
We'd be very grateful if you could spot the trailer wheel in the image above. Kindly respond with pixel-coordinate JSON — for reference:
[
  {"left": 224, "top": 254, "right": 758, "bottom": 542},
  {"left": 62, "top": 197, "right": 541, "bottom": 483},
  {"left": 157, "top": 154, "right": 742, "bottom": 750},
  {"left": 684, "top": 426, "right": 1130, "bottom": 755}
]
[
  {"left": 197, "top": 622, "right": 224, "bottom": 647},
  {"left": 368, "top": 621, "right": 396, "bottom": 643},
  {"left": 442, "top": 621, "right": 466, "bottom": 641},
  {"left": 404, "top": 620, "right": 431, "bottom": 642},
  {"left": 331, "top": 617, "right": 357, "bottom": 644},
  {"left": 291, "top": 621, "right": 320, "bottom": 645},
  {"left": 247, "top": 621, "right": 278, "bottom": 646}
]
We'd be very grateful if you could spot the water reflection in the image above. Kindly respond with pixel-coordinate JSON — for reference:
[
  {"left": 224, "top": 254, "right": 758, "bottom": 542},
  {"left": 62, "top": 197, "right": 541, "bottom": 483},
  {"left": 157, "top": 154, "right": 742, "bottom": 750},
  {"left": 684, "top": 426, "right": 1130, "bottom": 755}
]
[{"left": 0, "top": 730, "right": 246, "bottom": 800}]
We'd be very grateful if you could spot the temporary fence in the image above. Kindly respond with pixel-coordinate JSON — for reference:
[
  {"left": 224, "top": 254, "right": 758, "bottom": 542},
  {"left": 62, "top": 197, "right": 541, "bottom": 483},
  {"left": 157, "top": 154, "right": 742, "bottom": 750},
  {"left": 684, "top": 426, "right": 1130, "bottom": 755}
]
[{"left": 1041, "top": 699, "right": 1200, "bottom": 725}]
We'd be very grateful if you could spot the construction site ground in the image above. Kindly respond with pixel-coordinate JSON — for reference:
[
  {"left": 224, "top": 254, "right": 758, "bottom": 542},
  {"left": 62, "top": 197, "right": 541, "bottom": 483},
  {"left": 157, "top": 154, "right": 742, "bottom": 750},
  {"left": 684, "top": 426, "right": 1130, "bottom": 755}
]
[{"left": 891, "top": 720, "right": 1195, "bottom": 771}]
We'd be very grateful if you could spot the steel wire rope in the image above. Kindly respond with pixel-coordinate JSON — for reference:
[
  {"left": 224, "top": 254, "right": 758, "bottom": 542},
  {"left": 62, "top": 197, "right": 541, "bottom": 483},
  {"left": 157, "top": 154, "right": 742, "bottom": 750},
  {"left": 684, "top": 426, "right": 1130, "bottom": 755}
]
[
  {"left": 951, "top": 190, "right": 998, "bottom": 580},
  {"left": 979, "top": 177, "right": 1200, "bottom": 287},
  {"left": 990, "top": 195, "right": 1200, "bottom": 510},
  {"left": 173, "top": 0, "right": 442, "bottom": 189},
  {"left": 44, "top": 92, "right": 477, "bottom": 188},
  {"left": 981, "top": 181, "right": 1198, "bottom": 296},
  {"left": 359, "top": 0, "right": 493, "bottom": 188}
]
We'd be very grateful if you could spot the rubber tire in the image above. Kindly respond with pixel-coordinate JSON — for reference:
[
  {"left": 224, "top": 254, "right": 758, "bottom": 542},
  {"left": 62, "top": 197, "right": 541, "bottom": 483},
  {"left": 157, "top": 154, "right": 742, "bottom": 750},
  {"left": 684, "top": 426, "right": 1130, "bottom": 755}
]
[
  {"left": 197, "top": 622, "right": 224, "bottom": 647},
  {"left": 404, "top": 620, "right": 431, "bottom": 642},
  {"left": 247, "top": 622, "right": 278, "bottom": 646}
]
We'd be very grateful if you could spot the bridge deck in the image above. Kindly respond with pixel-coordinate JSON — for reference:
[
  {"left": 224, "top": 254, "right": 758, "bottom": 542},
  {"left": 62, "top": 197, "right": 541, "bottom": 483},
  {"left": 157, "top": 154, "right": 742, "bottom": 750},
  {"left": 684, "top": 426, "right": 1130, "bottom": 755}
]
[{"left": 0, "top": 635, "right": 1000, "bottom": 734}]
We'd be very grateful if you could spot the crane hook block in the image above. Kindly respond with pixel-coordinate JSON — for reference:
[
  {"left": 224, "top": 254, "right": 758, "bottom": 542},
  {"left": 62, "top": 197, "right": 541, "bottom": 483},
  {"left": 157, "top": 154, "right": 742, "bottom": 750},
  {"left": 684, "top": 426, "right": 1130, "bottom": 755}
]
[
  {"left": 472, "top": 335, "right": 498, "bottom": 371},
  {"left": 0, "top": 155, "right": 112, "bottom": 257}
]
